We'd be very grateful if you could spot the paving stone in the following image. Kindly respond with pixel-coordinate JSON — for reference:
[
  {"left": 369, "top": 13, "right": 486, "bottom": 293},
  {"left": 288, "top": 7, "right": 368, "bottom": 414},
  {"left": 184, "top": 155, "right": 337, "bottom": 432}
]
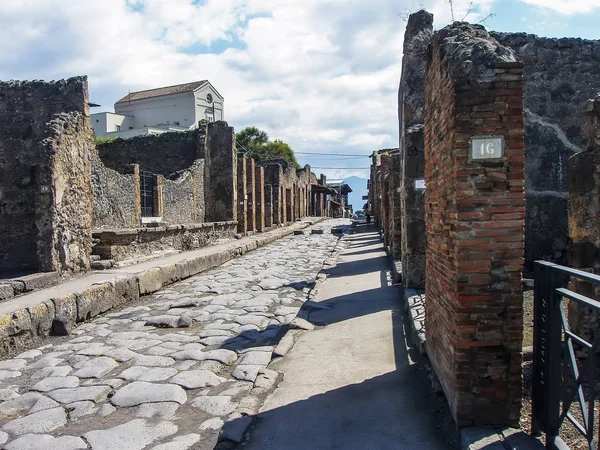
[
  {"left": 106, "top": 338, "right": 162, "bottom": 350},
  {"left": 219, "top": 382, "right": 253, "bottom": 398},
  {"left": 146, "top": 315, "right": 193, "bottom": 328},
  {"left": 0, "top": 430, "right": 7, "bottom": 446},
  {"left": 199, "top": 329, "right": 234, "bottom": 338},
  {"left": 0, "top": 359, "right": 27, "bottom": 371},
  {"left": 76, "top": 345, "right": 114, "bottom": 356},
  {"left": 190, "top": 395, "right": 237, "bottom": 416},
  {"left": 132, "top": 354, "right": 175, "bottom": 367},
  {"left": 152, "top": 433, "right": 202, "bottom": 450},
  {"left": 0, "top": 388, "right": 19, "bottom": 401},
  {"left": 146, "top": 345, "right": 176, "bottom": 356},
  {"left": 31, "top": 376, "right": 80, "bottom": 392},
  {"left": 0, "top": 370, "right": 21, "bottom": 380},
  {"left": 110, "top": 331, "right": 149, "bottom": 340},
  {"left": 219, "top": 413, "right": 254, "bottom": 443},
  {"left": 119, "top": 366, "right": 178, "bottom": 382},
  {"left": 199, "top": 417, "right": 224, "bottom": 431},
  {"left": 200, "top": 335, "right": 234, "bottom": 346},
  {"left": 84, "top": 378, "right": 124, "bottom": 389},
  {"left": 5, "top": 434, "right": 86, "bottom": 450},
  {"left": 290, "top": 317, "right": 315, "bottom": 330},
  {"left": 66, "top": 400, "right": 96, "bottom": 419},
  {"left": 73, "top": 357, "right": 118, "bottom": 378},
  {"left": 111, "top": 381, "right": 187, "bottom": 406},
  {"left": 135, "top": 402, "right": 180, "bottom": 420},
  {"left": 47, "top": 386, "right": 111, "bottom": 404},
  {"left": 197, "top": 360, "right": 223, "bottom": 373},
  {"left": 159, "top": 334, "right": 199, "bottom": 343},
  {"left": 233, "top": 315, "right": 269, "bottom": 328},
  {"left": 259, "top": 278, "right": 286, "bottom": 290},
  {"left": 232, "top": 365, "right": 263, "bottom": 382},
  {"left": 36, "top": 366, "right": 72, "bottom": 378},
  {"left": 170, "top": 370, "right": 226, "bottom": 390},
  {"left": 15, "top": 350, "right": 42, "bottom": 360},
  {"left": 0, "top": 392, "right": 58, "bottom": 418},
  {"left": 171, "top": 349, "right": 237, "bottom": 364},
  {"left": 98, "top": 403, "right": 116, "bottom": 417},
  {"left": 101, "top": 347, "right": 139, "bottom": 362},
  {"left": 254, "top": 368, "right": 281, "bottom": 391},
  {"left": 239, "top": 350, "right": 273, "bottom": 366},
  {"left": 83, "top": 419, "right": 178, "bottom": 450},
  {"left": 2, "top": 407, "right": 67, "bottom": 435}
]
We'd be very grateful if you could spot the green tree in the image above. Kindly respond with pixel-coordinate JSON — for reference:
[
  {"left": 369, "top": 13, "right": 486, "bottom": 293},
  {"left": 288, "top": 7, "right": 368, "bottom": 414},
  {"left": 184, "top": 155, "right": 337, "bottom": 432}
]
[{"left": 235, "top": 127, "right": 299, "bottom": 168}]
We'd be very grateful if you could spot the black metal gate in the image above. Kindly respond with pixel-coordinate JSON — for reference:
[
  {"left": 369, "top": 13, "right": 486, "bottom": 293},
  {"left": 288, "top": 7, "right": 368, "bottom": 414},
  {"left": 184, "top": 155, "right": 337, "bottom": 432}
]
[
  {"left": 532, "top": 260, "right": 600, "bottom": 449},
  {"left": 139, "top": 171, "right": 155, "bottom": 218}
]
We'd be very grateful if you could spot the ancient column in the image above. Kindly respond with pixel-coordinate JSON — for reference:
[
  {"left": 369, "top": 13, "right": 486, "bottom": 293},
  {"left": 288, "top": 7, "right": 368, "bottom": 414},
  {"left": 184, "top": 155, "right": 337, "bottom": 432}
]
[{"left": 424, "top": 23, "right": 525, "bottom": 426}]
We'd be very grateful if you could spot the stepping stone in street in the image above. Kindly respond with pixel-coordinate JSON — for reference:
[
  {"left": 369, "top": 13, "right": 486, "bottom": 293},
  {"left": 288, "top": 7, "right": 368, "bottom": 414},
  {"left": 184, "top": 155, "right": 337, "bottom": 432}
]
[
  {"left": 145, "top": 315, "right": 192, "bottom": 328},
  {"left": 111, "top": 381, "right": 187, "bottom": 407},
  {"left": 83, "top": 419, "right": 178, "bottom": 450}
]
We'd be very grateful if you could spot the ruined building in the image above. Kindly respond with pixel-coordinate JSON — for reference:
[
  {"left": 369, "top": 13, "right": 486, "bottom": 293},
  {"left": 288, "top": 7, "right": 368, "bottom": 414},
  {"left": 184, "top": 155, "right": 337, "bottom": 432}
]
[{"left": 0, "top": 76, "right": 335, "bottom": 291}]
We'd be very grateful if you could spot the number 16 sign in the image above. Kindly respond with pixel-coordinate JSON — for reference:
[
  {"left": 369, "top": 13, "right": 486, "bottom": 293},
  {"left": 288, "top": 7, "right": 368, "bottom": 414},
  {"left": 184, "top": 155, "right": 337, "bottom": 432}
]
[{"left": 469, "top": 136, "right": 504, "bottom": 161}]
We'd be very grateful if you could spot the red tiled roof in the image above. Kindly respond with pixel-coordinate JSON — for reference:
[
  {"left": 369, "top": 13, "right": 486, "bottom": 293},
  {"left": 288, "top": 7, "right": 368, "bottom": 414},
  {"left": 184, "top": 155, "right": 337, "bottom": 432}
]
[{"left": 115, "top": 80, "right": 208, "bottom": 104}]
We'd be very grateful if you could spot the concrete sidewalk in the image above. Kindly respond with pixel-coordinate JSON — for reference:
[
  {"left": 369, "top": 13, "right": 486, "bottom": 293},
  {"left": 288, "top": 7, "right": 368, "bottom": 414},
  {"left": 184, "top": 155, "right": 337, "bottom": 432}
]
[
  {"left": 238, "top": 223, "right": 458, "bottom": 450},
  {"left": 0, "top": 218, "right": 323, "bottom": 356}
]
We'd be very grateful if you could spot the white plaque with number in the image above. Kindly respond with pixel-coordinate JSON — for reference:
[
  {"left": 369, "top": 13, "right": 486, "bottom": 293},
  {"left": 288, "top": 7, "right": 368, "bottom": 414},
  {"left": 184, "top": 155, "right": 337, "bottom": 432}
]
[
  {"left": 470, "top": 136, "right": 504, "bottom": 160},
  {"left": 414, "top": 179, "right": 426, "bottom": 189}
]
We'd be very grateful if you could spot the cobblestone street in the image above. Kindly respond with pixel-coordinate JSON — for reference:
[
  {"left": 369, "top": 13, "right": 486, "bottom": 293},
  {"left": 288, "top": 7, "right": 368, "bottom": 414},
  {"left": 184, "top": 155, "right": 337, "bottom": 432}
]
[{"left": 0, "top": 219, "right": 350, "bottom": 450}]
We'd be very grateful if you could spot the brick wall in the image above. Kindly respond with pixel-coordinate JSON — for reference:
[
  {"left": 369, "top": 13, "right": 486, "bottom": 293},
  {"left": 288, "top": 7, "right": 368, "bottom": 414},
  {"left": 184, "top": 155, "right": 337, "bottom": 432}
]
[{"left": 424, "top": 23, "right": 525, "bottom": 426}]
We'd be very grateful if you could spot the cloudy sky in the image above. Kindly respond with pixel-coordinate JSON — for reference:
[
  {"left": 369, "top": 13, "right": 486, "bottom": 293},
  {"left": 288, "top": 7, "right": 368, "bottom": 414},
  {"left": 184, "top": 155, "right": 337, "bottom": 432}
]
[{"left": 1, "top": 0, "right": 599, "bottom": 189}]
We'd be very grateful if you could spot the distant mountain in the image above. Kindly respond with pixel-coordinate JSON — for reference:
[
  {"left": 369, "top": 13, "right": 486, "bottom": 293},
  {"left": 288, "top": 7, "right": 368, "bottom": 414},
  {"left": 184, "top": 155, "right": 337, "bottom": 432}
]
[{"left": 344, "top": 176, "right": 368, "bottom": 212}]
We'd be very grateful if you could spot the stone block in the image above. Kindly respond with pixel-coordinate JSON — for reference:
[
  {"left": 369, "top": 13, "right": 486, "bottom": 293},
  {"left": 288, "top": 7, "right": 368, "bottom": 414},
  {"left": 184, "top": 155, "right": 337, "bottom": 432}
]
[
  {"left": 27, "top": 301, "right": 55, "bottom": 338},
  {"left": 76, "top": 283, "right": 116, "bottom": 322},
  {"left": 0, "top": 309, "right": 33, "bottom": 355},
  {"left": 175, "top": 261, "right": 191, "bottom": 280},
  {"left": 113, "top": 276, "right": 140, "bottom": 307},
  {"left": 159, "top": 264, "right": 180, "bottom": 286},
  {"left": 0, "top": 285, "right": 14, "bottom": 301},
  {"left": 51, "top": 294, "right": 78, "bottom": 325},
  {"left": 16, "top": 272, "right": 59, "bottom": 292},
  {"left": 138, "top": 268, "right": 163, "bottom": 295}
]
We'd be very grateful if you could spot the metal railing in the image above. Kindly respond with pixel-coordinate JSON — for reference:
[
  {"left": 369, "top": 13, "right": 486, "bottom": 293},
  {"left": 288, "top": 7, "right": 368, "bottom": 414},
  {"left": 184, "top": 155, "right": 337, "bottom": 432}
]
[{"left": 532, "top": 261, "right": 600, "bottom": 449}]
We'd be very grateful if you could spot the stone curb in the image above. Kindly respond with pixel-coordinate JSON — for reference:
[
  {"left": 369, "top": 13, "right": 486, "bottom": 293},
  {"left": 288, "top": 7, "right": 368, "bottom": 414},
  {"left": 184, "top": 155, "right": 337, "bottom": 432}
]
[
  {"left": 0, "top": 218, "right": 326, "bottom": 357},
  {"left": 460, "top": 426, "right": 544, "bottom": 450}
]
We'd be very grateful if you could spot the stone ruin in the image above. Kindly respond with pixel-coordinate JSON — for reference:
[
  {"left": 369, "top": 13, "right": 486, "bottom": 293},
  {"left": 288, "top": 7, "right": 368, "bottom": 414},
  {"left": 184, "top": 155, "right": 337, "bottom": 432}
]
[
  {"left": 369, "top": 10, "right": 600, "bottom": 427},
  {"left": 0, "top": 76, "right": 336, "bottom": 291}
]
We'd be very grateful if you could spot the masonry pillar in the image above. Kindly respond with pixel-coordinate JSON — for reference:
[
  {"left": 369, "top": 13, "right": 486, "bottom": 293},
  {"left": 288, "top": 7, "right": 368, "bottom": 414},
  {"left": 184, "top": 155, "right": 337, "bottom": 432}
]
[
  {"left": 205, "top": 121, "right": 237, "bottom": 223},
  {"left": 264, "top": 184, "right": 273, "bottom": 228},
  {"left": 424, "top": 23, "right": 525, "bottom": 426},
  {"left": 237, "top": 155, "right": 247, "bottom": 234},
  {"left": 567, "top": 94, "right": 600, "bottom": 339},
  {"left": 246, "top": 158, "right": 255, "bottom": 232},
  {"left": 255, "top": 166, "right": 265, "bottom": 232},
  {"left": 399, "top": 10, "right": 432, "bottom": 288},
  {"left": 391, "top": 152, "right": 402, "bottom": 260}
]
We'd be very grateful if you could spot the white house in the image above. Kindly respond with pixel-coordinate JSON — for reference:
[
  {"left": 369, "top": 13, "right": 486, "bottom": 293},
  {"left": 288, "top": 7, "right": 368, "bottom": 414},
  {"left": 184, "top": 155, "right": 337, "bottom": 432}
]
[{"left": 92, "top": 80, "right": 224, "bottom": 138}]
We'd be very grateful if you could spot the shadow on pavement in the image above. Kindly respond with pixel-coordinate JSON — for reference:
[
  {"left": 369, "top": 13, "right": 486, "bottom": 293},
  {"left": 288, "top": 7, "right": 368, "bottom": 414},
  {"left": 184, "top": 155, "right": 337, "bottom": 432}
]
[{"left": 222, "top": 223, "right": 459, "bottom": 450}]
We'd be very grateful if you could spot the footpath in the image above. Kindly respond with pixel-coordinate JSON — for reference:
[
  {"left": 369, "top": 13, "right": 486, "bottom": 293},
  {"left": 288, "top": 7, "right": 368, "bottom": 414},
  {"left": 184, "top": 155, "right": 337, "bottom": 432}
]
[
  {"left": 0, "top": 218, "right": 323, "bottom": 357},
  {"left": 238, "top": 222, "right": 459, "bottom": 450}
]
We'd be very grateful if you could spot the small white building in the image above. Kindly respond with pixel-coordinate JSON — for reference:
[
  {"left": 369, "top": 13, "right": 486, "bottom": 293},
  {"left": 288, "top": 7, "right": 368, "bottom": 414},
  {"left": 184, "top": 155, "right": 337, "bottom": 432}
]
[{"left": 92, "top": 80, "right": 224, "bottom": 138}]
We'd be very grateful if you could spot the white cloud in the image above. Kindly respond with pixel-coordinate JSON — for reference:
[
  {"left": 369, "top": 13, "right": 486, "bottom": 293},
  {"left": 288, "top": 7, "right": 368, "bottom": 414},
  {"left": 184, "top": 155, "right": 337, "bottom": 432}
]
[
  {"left": 2, "top": 0, "right": 560, "bottom": 185},
  {"left": 517, "top": 0, "right": 600, "bottom": 15}
]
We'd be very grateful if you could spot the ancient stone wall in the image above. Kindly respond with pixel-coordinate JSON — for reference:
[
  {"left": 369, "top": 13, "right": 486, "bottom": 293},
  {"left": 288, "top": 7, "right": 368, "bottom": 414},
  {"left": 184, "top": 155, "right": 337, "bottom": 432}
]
[
  {"left": 97, "top": 128, "right": 207, "bottom": 176},
  {"left": 237, "top": 155, "right": 248, "bottom": 234},
  {"left": 492, "top": 32, "right": 600, "bottom": 268},
  {"left": 424, "top": 23, "right": 525, "bottom": 427},
  {"left": 92, "top": 153, "right": 139, "bottom": 229},
  {"left": 0, "top": 77, "right": 92, "bottom": 273},
  {"left": 255, "top": 166, "right": 265, "bottom": 232},
  {"left": 390, "top": 152, "right": 402, "bottom": 260},
  {"left": 246, "top": 158, "right": 256, "bottom": 232},
  {"left": 162, "top": 160, "right": 205, "bottom": 224},
  {"left": 567, "top": 93, "right": 600, "bottom": 339}
]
